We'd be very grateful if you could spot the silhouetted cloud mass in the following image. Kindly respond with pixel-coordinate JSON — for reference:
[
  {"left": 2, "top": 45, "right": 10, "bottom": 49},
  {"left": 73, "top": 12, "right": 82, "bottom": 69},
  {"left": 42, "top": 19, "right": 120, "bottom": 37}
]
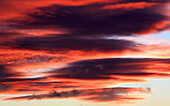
[
  {"left": 3, "top": 35, "right": 138, "bottom": 53},
  {"left": 9, "top": 1, "right": 169, "bottom": 37},
  {"left": 46, "top": 58, "right": 170, "bottom": 80}
]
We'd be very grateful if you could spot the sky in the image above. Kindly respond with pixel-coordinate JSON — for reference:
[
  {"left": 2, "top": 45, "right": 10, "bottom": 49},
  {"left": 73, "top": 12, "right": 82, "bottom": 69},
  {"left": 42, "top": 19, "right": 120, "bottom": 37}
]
[{"left": 0, "top": 0, "right": 170, "bottom": 106}]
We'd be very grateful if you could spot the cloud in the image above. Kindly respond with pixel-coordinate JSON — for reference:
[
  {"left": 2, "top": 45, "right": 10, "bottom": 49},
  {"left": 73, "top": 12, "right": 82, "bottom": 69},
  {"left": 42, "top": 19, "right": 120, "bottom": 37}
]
[
  {"left": 4, "top": 87, "right": 151, "bottom": 104},
  {"left": 0, "top": 32, "right": 22, "bottom": 38},
  {"left": 0, "top": 0, "right": 169, "bottom": 58},
  {"left": 102, "top": 2, "right": 158, "bottom": 11},
  {"left": 0, "top": 58, "right": 168, "bottom": 103},
  {"left": 0, "top": 83, "right": 12, "bottom": 91},
  {"left": 0, "top": 53, "right": 67, "bottom": 65},
  {"left": 46, "top": 58, "right": 170, "bottom": 80},
  {"left": 1, "top": 0, "right": 133, "bottom": 22},
  {"left": 0, "top": 65, "right": 22, "bottom": 80},
  {"left": 0, "top": 77, "right": 47, "bottom": 83},
  {"left": 8, "top": 1, "right": 169, "bottom": 37},
  {"left": 3, "top": 35, "right": 138, "bottom": 54}
]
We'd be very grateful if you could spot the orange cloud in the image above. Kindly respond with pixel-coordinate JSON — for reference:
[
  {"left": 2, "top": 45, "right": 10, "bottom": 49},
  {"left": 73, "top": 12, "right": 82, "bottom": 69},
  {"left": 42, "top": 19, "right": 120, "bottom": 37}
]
[
  {"left": 0, "top": 0, "right": 120, "bottom": 20},
  {"left": 102, "top": 2, "right": 158, "bottom": 11}
]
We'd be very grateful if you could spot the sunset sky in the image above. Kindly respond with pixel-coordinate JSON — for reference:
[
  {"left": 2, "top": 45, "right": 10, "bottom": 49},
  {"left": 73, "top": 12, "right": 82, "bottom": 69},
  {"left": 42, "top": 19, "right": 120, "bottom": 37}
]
[{"left": 0, "top": 0, "right": 170, "bottom": 106}]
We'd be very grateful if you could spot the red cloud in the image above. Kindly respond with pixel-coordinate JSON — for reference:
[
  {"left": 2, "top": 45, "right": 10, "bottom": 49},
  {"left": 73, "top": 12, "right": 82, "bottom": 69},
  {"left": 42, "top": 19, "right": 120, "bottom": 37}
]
[{"left": 102, "top": 2, "right": 158, "bottom": 11}]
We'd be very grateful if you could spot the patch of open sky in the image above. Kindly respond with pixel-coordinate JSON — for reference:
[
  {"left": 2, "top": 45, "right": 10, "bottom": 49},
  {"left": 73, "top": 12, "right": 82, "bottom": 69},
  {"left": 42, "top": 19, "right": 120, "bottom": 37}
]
[{"left": 150, "top": 31, "right": 170, "bottom": 40}]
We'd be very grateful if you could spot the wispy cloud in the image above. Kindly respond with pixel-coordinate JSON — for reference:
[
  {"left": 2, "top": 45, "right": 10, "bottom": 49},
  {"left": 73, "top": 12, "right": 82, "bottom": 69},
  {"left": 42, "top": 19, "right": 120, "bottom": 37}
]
[{"left": 4, "top": 87, "right": 151, "bottom": 104}]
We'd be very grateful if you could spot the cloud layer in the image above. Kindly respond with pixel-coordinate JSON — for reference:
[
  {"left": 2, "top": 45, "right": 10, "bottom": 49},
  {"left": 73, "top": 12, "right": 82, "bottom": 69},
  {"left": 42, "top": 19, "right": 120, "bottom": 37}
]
[
  {"left": 9, "top": 1, "right": 169, "bottom": 37},
  {"left": 5, "top": 87, "right": 151, "bottom": 104}
]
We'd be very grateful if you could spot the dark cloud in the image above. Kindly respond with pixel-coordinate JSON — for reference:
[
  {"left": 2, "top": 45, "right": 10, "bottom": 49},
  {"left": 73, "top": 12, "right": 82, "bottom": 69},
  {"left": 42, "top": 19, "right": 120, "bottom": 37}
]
[
  {"left": 4, "top": 87, "right": 151, "bottom": 102},
  {"left": 0, "top": 32, "right": 22, "bottom": 38},
  {"left": 16, "top": 89, "right": 40, "bottom": 91},
  {"left": 46, "top": 58, "right": 170, "bottom": 80},
  {"left": 0, "top": 66, "right": 13, "bottom": 91},
  {"left": 0, "top": 65, "right": 21, "bottom": 80},
  {"left": 0, "top": 77, "right": 47, "bottom": 83},
  {"left": 3, "top": 35, "right": 138, "bottom": 53},
  {"left": 0, "top": 83, "right": 12, "bottom": 91},
  {"left": 8, "top": 1, "right": 169, "bottom": 37},
  {"left": 0, "top": 65, "right": 47, "bottom": 83}
]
